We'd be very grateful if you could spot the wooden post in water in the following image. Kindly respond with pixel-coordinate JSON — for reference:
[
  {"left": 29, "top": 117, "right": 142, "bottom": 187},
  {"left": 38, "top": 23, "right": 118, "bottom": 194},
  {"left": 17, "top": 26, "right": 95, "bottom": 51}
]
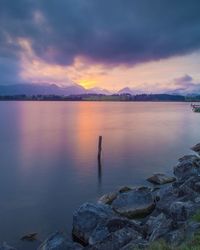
[
  {"left": 98, "top": 136, "right": 102, "bottom": 160},
  {"left": 97, "top": 136, "right": 102, "bottom": 185}
]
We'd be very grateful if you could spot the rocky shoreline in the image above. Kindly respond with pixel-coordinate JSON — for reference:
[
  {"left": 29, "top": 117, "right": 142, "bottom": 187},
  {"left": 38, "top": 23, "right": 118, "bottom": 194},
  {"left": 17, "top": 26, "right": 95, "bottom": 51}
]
[{"left": 2, "top": 143, "right": 200, "bottom": 250}]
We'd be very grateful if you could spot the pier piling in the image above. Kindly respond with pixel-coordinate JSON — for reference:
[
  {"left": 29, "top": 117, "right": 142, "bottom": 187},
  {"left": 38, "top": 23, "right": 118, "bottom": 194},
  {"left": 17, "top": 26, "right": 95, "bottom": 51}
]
[
  {"left": 97, "top": 136, "right": 102, "bottom": 185},
  {"left": 98, "top": 136, "right": 102, "bottom": 160}
]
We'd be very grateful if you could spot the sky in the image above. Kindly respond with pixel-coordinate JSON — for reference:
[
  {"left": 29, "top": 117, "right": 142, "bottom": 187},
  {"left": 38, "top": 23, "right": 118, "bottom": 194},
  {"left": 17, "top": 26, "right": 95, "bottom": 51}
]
[{"left": 1, "top": 0, "right": 200, "bottom": 92}]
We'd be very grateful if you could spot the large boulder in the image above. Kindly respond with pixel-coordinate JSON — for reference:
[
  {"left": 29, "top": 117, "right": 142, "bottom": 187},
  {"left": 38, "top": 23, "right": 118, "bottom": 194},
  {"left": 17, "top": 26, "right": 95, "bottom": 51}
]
[
  {"left": 112, "top": 187, "right": 155, "bottom": 218},
  {"left": 173, "top": 176, "right": 200, "bottom": 201},
  {"left": 175, "top": 183, "right": 196, "bottom": 200},
  {"left": 85, "top": 227, "right": 142, "bottom": 250},
  {"left": 154, "top": 186, "right": 179, "bottom": 215},
  {"left": 147, "top": 173, "right": 176, "bottom": 185},
  {"left": 173, "top": 155, "right": 200, "bottom": 181},
  {"left": 153, "top": 185, "right": 174, "bottom": 201},
  {"left": 72, "top": 203, "right": 115, "bottom": 245},
  {"left": 93, "top": 217, "right": 143, "bottom": 245},
  {"left": 89, "top": 217, "right": 144, "bottom": 245},
  {"left": 38, "top": 232, "right": 82, "bottom": 250},
  {"left": 105, "top": 217, "right": 142, "bottom": 233}
]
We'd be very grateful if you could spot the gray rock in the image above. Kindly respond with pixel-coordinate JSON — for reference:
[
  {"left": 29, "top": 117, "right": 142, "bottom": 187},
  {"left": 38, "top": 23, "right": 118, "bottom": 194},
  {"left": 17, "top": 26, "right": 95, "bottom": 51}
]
[
  {"left": 151, "top": 186, "right": 177, "bottom": 215},
  {"left": 172, "top": 176, "right": 200, "bottom": 202},
  {"left": 88, "top": 224, "right": 109, "bottom": 245},
  {"left": 105, "top": 217, "right": 142, "bottom": 233},
  {"left": 146, "top": 213, "right": 172, "bottom": 241},
  {"left": 169, "top": 201, "right": 195, "bottom": 221},
  {"left": 194, "top": 181, "right": 200, "bottom": 192},
  {"left": 174, "top": 155, "right": 200, "bottom": 181},
  {"left": 38, "top": 232, "right": 82, "bottom": 250},
  {"left": 147, "top": 173, "right": 176, "bottom": 185},
  {"left": 85, "top": 227, "right": 141, "bottom": 250},
  {"left": 72, "top": 202, "right": 115, "bottom": 245},
  {"left": 153, "top": 185, "right": 174, "bottom": 201},
  {"left": 176, "top": 185, "right": 196, "bottom": 200},
  {"left": 0, "top": 243, "right": 17, "bottom": 250},
  {"left": 191, "top": 143, "right": 200, "bottom": 155},
  {"left": 195, "top": 197, "right": 200, "bottom": 203},
  {"left": 112, "top": 187, "right": 155, "bottom": 219},
  {"left": 165, "top": 221, "right": 200, "bottom": 247},
  {"left": 89, "top": 216, "right": 143, "bottom": 245},
  {"left": 98, "top": 192, "right": 118, "bottom": 205}
]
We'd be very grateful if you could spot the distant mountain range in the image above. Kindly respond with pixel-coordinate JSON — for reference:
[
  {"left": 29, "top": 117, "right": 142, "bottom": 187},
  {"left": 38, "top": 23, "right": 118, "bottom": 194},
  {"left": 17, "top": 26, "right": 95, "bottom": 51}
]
[
  {"left": 164, "top": 88, "right": 200, "bottom": 96},
  {"left": 117, "top": 87, "right": 144, "bottom": 95},
  {"left": 0, "top": 83, "right": 146, "bottom": 96},
  {"left": 0, "top": 83, "right": 199, "bottom": 96},
  {"left": 0, "top": 83, "right": 113, "bottom": 96},
  {"left": 0, "top": 83, "right": 85, "bottom": 96}
]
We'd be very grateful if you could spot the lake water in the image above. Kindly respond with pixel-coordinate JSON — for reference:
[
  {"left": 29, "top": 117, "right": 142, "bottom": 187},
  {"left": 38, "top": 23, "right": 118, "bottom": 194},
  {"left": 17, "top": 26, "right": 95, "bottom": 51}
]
[{"left": 0, "top": 101, "right": 200, "bottom": 248}]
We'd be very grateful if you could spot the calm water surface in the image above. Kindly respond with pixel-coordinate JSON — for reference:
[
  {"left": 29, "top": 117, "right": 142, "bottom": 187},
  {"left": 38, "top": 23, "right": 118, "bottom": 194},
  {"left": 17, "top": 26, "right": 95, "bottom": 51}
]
[{"left": 0, "top": 101, "right": 200, "bottom": 248}]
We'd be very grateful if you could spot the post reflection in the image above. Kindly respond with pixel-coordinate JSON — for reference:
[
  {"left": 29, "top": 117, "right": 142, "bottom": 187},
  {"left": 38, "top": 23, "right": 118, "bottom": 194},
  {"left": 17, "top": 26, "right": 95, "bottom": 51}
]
[{"left": 98, "top": 156, "right": 102, "bottom": 186}]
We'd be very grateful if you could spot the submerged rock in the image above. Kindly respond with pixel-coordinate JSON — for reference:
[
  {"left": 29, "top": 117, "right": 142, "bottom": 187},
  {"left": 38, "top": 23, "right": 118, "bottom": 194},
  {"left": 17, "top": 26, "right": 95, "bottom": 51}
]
[
  {"left": 72, "top": 202, "right": 115, "bottom": 245},
  {"left": 112, "top": 187, "right": 155, "bottom": 218},
  {"left": 147, "top": 173, "right": 176, "bottom": 185},
  {"left": 38, "top": 232, "right": 82, "bottom": 250},
  {"left": 21, "top": 232, "right": 37, "bottom": 241}
]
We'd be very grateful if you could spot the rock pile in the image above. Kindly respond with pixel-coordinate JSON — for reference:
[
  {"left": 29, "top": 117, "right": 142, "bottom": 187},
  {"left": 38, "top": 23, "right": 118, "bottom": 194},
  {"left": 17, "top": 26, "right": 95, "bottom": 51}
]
[
  {"left": 3, "top": 143, "right": 200, "bottom": 250},
  {"left": 71, "top": 144, "right": 200, "bottom": 249}
]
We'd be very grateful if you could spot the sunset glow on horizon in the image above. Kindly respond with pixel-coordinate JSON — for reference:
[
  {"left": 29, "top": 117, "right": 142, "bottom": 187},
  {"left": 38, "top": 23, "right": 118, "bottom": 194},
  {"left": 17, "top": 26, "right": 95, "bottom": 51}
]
[
  {"left": 1, "top": 1, "right": 200, "bottom": 94},
  {"left": 18, "top": 38, "right": 200, "bottom": 92}
]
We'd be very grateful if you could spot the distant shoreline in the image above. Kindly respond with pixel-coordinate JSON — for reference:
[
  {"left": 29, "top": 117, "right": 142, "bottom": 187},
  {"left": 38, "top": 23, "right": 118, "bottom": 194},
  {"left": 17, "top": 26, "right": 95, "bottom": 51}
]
[
  {"left": 0, "top": 93, "right": 200, "bottom": 102},
  {"left": 0, "top": 100, "right": 195, "bottom": 102}
]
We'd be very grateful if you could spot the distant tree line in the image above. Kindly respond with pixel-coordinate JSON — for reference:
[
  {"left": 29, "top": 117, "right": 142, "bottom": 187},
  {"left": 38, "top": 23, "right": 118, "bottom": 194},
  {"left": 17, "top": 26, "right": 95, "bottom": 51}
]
[{"left": 0, "top": 93, "right": 200, "bottom": 102}]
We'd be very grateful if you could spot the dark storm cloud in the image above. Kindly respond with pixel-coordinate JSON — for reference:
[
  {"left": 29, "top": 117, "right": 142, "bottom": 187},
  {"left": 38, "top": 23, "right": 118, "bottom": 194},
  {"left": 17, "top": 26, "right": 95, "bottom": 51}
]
[
  {"left": 1, "top": 0, "right": 200, "bottom": 82},
  {"left": 33, "top": 0, "right": 200, "bottom": 65}
]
